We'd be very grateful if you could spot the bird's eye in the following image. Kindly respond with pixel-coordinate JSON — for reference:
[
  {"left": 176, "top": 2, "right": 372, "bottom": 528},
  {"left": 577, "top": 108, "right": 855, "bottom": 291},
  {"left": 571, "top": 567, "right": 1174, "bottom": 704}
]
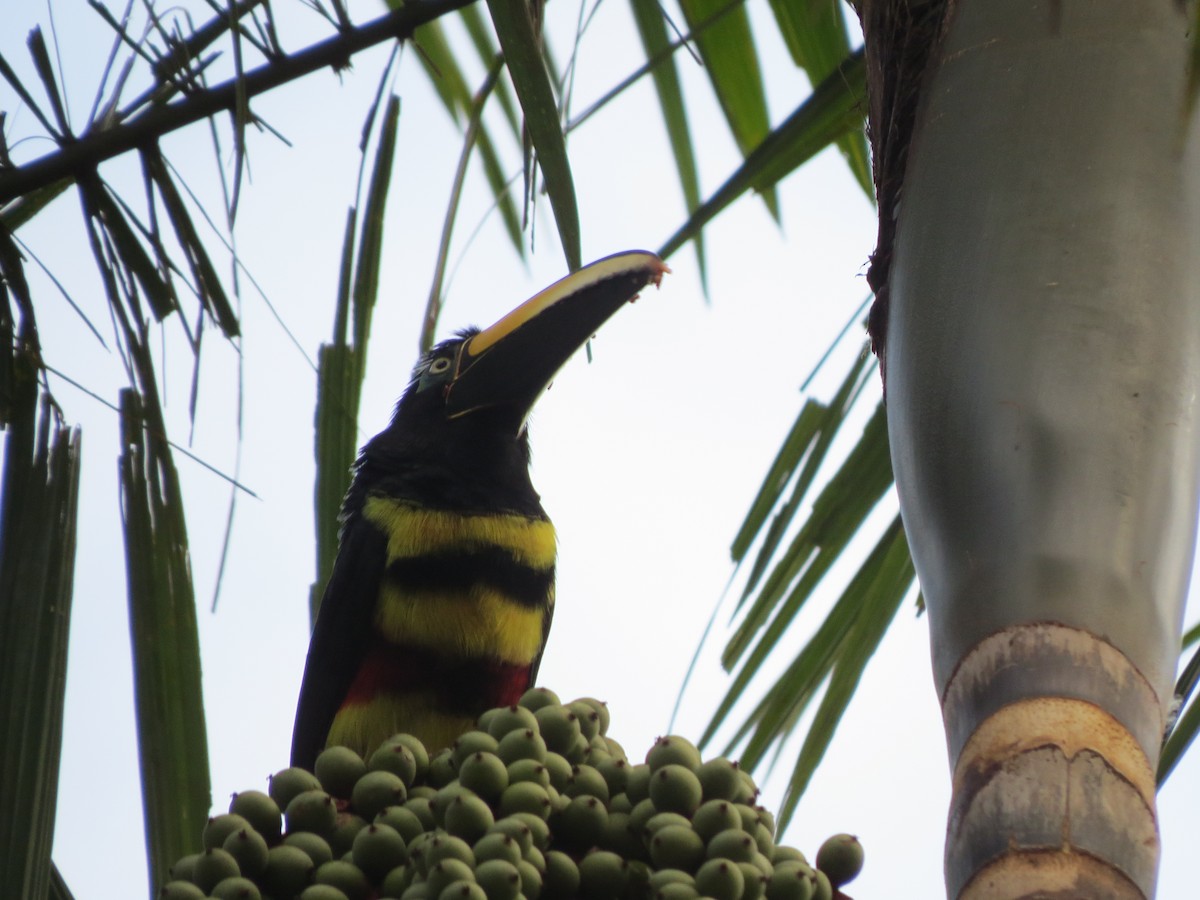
[{"left": 429, "top": 357, "right": 452, "bottom": 375}]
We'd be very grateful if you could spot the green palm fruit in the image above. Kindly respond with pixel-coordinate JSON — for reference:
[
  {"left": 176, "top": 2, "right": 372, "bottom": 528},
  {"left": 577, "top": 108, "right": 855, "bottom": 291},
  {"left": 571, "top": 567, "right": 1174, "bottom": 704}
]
[
  {"left": 424, "top": 858, "right": 476, "bottom": 898},
  {"left": 506, "top": 758, "right": 550, "bottom": 788},
  {"left": 734, "top": 804, "right": 760, "bottom": 834},
  {"left": 739, "top": 862, "right": 767, "bottom": 900},
  {"left": 458, "top": 751, "right": 509, "bottom": 801},
  {"left": 193, "top": 848, "right": 241, "bottom": 894},
  {"left": 352, "top": 823, "right": 407, "bottom": 882},
  {"left": 812, "top": 868, "right": 833, "bottom": 900},
  {"left": 645, "top": 736, "right": 702, "bottom": 773},
  {"left": 566, "top": 703, "right": 602, "bottom": 742},
  {"left": 499, "top": 780, "right": 551, "bottom": 819},
  {"left": 624, "top": 765, "right": 651, "bottom": 804},
  {"left": 300, "top": 885, "right": 352, "bottom": 900},
  {"left": 386, "top": 734, "right": 431, "bottom": 782},
  {"left": 510, "top": 812, "right": 551, "bottom": 850},
  {"left": 814, "top": 833, "right": 863, "bottom": 888},
  {"left": 284, "top": 831, "right": 334, "bottom": 867},
  {"left": 600, "top": 812, "right": 642, "bottom": 861},
  {"left": 428, "top": 749, "right": 458, "bottom": 787},
  {"left": 647, "top": 824, "right": 704, "bottom": 873},
  {"left": 644, "top": 812, "right": 691, "bottom": 836},
  {"left": 376, "top": 804, "right": 426, "bottom": 844},
  {"left": 474, "top": 832, "right": 522, "bottom": 866},
  {"left": 518, "top": 687, "right": 562, "bottom": 712},
  {"left": 329, "top": 813, "right": 369, "bottom": 857},
  {"left": 210, "top": 875, "right": 263, "bottom": 900},
  {"left": 486, "top": 705, "right": 539, "bottom": 740},
  {"left": 696, "top": 759, "right": 741, "bottom": 802},
  {"left": 228, "top": 791, "right": 282, "bottom": 843},
  {"left": 694, "top": 858, "right": 745, "bottom": 900},
  {"left": 370, "top": 739, "right": 420, "bottom": 787},
  {"left": 403, "top": 796, "right": 436, "bottom": 831},
  {"left": 261, "top": 844, "right": 317, "bottom": 898},
  {"left": 770, "top": 847, "right": 807, "bottom": 866},
  {"left": 541, "top": 753, "right": 573, "bottom": 792},
  {"left": 497, "top": 729, "right": 547, "bottom": 765},
  {"left": 648, "top": 764, "right": 702, "bottom": 816},
  {"left": 654, "top": 882, "right": 700, "bottom": 900},
  {"left": 223, "top": 827, "right": 269, "bottom": 877},
  {"left": 315, "top": 859, "right": 372, "bottom": 900},
  {"left": 203, "top": 814, "right": 254, "bottom": 851},
  {"left": 706, "top": 828, "right": 756, "bottom": 864},
  {"left": 648, "top": 868, "right": 694, "bottom": 890},
  {"left": 444, "top": 792, "right": 496, "bottom": 843},
  {"left": 734, "top": 769, "right": 758, "bottom": 805},
  {"left": 380, "top": 863, "right": 411, "bottom": 898},
  {"left": 270, "top": 767, "right": 323, "bottom": 811},
  {"left": 531, "top": 706, "right": 579, "bottom": 755},
  {"left": 572, "top": 699, "right": 610, "bottom": 736},
  {"left": 608, "top": 793, "right": 632, "bottom": 815},
  {"left": 315, "top": 746, "right": 368, "bottom": 799},
  {"left": 486, "top": 817, "right": 534, "bottom": 856},
  {"left": 169, "top": 854, "right": 201, "bottom": 882},
  {"left": 352, "top": 769, "right": 408, "bottom": 820},
  {"left": 692, "top": 801, "right": 740, "bottom": 843},
  {"left": 556, "top": 795, "right": 607, "bottom": 851},
  {"left": 424, "top": 832, "right": 476, "bottom": 869},
  {"left": 595, "top": 757, "right": 628, "bottom": 797},
  {"left": 540, "top": 850, "right": 580, "bottom": 900},
  {"left": 577, "top": 849, "right": 626, "bottom": 900},
  {"left": 764, "top": 863, "right": 815, "bottom": 900},
  {"left": 159, "top": 881, "right": 206, "bottom": 900},
  {"left": 453, "top": 731, "right": 501, "bottom": 768},
  {"left": 475, "top": 859, "right": 522, "bottom": 900},
  {"left": 439, "top": 880, "right": 488, "bottom": 900},
  {"left": 285, "top": 789, "right": 338, "bottom": 837},
  {"left": 564, "top": 764, "right": 608, "bottom": 803},
  {"left": 516, "top": 858, "right": 543, "bottom": 900}
]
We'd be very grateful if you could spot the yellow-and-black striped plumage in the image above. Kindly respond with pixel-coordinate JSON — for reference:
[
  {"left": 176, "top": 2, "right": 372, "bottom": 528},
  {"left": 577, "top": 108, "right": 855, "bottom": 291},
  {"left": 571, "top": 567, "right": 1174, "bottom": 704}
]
[{"left": 291, "top": 252, "right": 667, "bottom": 768}]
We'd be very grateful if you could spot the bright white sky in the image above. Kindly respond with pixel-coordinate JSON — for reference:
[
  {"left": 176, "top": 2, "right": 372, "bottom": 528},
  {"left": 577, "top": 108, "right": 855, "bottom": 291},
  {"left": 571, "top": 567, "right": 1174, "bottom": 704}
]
[{"left": 3, "top": 0, "right": 1199, "bottom": 897}]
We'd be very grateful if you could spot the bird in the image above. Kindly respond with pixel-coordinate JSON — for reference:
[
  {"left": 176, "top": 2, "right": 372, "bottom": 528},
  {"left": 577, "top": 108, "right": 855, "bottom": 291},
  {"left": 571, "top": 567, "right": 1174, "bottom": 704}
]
[{"left": 291, "top": 250, "right": 668, "bottom": 769}]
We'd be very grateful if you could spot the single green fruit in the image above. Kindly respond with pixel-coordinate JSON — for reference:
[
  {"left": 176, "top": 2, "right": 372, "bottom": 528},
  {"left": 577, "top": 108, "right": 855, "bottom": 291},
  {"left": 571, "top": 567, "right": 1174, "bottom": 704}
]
[
  {"left": 352, "top": 769, "right": 408, "bottom": 820},
  {"left": 459, "top": 751, "right": 509, "bottom": 801},
  {"left": 812, "top": 868, "right": 833, "bottom": 900},
  {"left": 210, "top": 875, "right": 263, "bottom": 900},
  {"left": 541, "top": 753, "right": 573, "bottom": 792},
  {"left": 475, "top": 859, "right": 522, "bottom": 900},
  {"left": 506, "top": 758, "right": 551, "bottom": 788},
  {"left": 380, "top": 863, "right": 412, "bottom": 898},
  {"left": 540, "top": 850, "right": 580, "bottom": 900},
  {"left": 299, "top": 885, "right": 352, "bottom": 900},
  {"left": 765, "top": 862, "right": 815, "bottom": 900},
  {"left": 315, "top": 746, "right": 368, "bottom": 800},
  {"left": 314, "top": 859, "right": 372, "bottom": 900},
  {"left": 425, "top": 832, "right": 476, "bottom": 869},
  {"left": 439, "top": 880, "right": 488, "bottom": 900},
  {"left": 386, "top": 734, "right": 431, "bottom": 782},
  {"left": 370, "top": 739, "right": 420, "bottom": 787},
  {"left": 694, "top": 859, "right": 744, "bottom": 900},
  {"left": 487, "top": 817, "right": 534, "bottom": 855},
  {"left": 739, "top": 862, "right": 767, "bottom": 900},
  {"left": 352, "top": 823, "right": 407, "bottom": 882},
  {"left": 654, "top": 882, "right": 700, "bottom": 900},
  {"left": 496, "top": 729, "right": 547, "bottom": 766},
  {"left": 285, "top": 789, "right": 338, "bottom": 837},
  {"left": 228, "top": 791, "right": 282, "bottom": 843},
  {"left": 595, "top": 758, "right": 628, "bottom": 797},
  {"left": 428, "top": 748, "right": 458, "bottom": 788},
  {"left": 599, "top": 811, "right": 642, "bottom": 861},
  {"left": 425, "top": 859, "right": 477, "bottom": 898},
  {"left": 444, "top": 792, "right": 496, "bottom": 843},
  {"left": 402, "top": 796, "right": 436, "bottom": 832},
  {"left": 516, "top": 858, "right": 543, "bottom": 900},
  {"left": 571, "top": 698, "right": 610, "bottom": 737},
  {"left": 509, "top": 812, "right": 551, "bottom": 850},
  {"left": 706, "top": 828, "right": 756, "bottom": 864},
  {"left": 645, "top": 736, "right": 701, "bottom": 773},
  {"left": 647, "top": 869, "right": 694, "bottom": 890},
  {"left": 566, "top": 702, "right": 601, "bottom": 742},
  {"left": 692, "top": 801, "right": 741, "bottom": 843},
  {"left": 518, "top": 687, "right": 562, "bottom": 712},
  {"left": 564, "top": 764, "right": 609, "bottom": 803},
  {"left": 644, "top": 812, "right": 691, "bottom": 836},
  {"left": 328, "top": 813, "right": 369, "bottom": 857},
  {"left": 577, "top": 849, "right": 626, "bottom": 900},
  {"left": 168, "top": 854, "right": 201, "bottom": 882},
  {"left": 284, "top": 831, "right": 334, "bottom": 867},
  {"left": 192, "top": 848, "right": 240, "bottom": 894},
  {"left": 486, "top": 705, "right": 539, "bottom": 740},
  {"left": 814, "top": 833, "right": 863, "bottom": 888},
  {"left": 159, "top": 881, "right": 206, "bottom": 900},
  {"left": 623, "top": 765, "right": 651, "bottom": 805},
  {"left": 203, "top": 814, "right": 253, "bottom": 851},
  {"left": 376, "top": 804, "right": 426, "bottom": 844},
  {"left": 262, "top": 845, "right": 317, "bottom": 899},
  {"left": 269, "top": 767, "right": 323, "bottom": 812},
  {"left": 647, "top": 824, "right": 704, "bottom": 873},
  {"left": 453, "top": 730, "right": 501, "bottom": 768},
  {"left": 222, "top": 827, "right": 269, "bottom": 877},
  {"left": 498, "top": 780, "right": 551, "bottom": 820},
  {"left": 648, "top": 764, "right": 702, "bottom": 817},
  {"left": 533, "top": 706, "right": 581, "bottom": 756},
  {"left": 474, "top": 832, "right": 522, "bottom": 866},
  {"left": 555, "top": 794, "right": 607, "bottom": 852},
  {"left": 696, "top": 759, "right": 741, "bottom": 803}
]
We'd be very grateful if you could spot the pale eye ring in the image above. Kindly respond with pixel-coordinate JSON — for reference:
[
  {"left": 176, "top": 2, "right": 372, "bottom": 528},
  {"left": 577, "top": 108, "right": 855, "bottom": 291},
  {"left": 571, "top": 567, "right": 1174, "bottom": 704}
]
[{"left": 428, "top": 357, "right": 452, "bottom": 375}]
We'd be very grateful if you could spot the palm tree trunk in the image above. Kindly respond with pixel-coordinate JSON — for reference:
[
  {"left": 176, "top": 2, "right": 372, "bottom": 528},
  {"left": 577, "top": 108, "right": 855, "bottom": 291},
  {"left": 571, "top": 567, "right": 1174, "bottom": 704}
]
[{"left": 880, "top": 1, "right": 1200, "bottom": 896}]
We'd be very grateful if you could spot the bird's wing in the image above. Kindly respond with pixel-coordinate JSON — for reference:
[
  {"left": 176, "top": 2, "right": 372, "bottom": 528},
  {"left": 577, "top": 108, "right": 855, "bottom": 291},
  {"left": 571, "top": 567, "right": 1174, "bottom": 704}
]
[{"left": 290, "top": 512, "right": 389, "bottom": 770}]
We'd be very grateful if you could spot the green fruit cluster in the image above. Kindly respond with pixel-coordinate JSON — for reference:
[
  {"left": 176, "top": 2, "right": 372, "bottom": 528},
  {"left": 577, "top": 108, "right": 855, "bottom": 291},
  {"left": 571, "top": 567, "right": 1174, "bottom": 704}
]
[{"left": 161, "top": 689, "right": 863, "bottom": 900}]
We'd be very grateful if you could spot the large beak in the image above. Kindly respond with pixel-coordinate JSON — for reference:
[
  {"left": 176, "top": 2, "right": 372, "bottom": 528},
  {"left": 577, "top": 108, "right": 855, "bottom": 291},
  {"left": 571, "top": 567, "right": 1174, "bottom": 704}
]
[{"left": 444, "top": 250, "right": 668, "bottom": 428}]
